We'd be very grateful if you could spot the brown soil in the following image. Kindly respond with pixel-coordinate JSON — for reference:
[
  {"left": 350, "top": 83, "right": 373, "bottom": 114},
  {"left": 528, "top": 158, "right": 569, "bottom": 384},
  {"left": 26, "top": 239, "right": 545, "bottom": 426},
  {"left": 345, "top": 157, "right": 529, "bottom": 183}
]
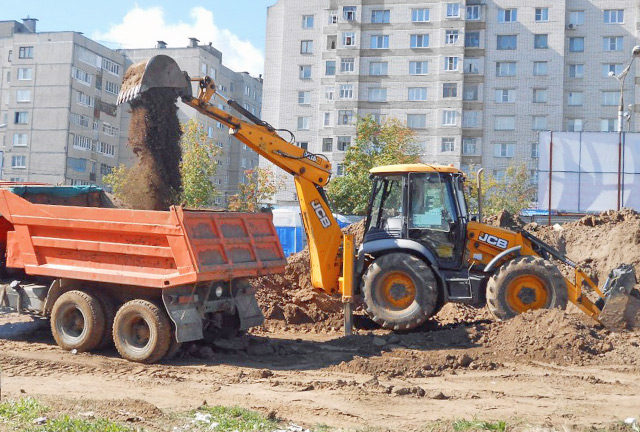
[{"left": 124, "top": 87, "right": 182, "bottom": 210}]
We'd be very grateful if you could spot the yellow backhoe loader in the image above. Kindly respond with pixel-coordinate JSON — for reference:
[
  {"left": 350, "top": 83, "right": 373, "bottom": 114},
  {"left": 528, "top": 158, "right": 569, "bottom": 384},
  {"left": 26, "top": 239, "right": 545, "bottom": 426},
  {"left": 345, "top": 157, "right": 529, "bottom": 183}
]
[{"left": 117, "top": 55, "right": 640, "bottom": 333}]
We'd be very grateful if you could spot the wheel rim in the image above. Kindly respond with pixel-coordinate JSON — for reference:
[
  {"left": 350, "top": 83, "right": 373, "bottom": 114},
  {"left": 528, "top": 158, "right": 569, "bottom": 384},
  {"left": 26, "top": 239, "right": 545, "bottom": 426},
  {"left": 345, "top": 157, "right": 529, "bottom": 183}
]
[
  {"left": 121, "top": 314, "right": 152, "bottom": 350},
  {"left": 378, "top": 271, "right": 416, "bottom": 310},
  {"left": 58, "top": 303, "right": 86, "bottom": 340},
  {"left": 506, "top": 275, "right": 549, "bottom": 313}
]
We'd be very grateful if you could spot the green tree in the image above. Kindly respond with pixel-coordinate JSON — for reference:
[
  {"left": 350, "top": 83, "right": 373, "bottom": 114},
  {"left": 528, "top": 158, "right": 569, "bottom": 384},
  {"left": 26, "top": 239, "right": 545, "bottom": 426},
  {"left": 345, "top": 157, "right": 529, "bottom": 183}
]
[
  {"left": 104, "top": 119, "right": 220, "bottom": 209},
  {"left": 327, "top": 115, "right": 421, "bottom": 215},
  {"left": 228, "top": 166, "right": 285, "bottom": 212},
  {"left": 179, "top": 119, "right": 220, "bottom": 208},
  {"left": 466, "top": 163, "right": 535, "bottom": 217}
]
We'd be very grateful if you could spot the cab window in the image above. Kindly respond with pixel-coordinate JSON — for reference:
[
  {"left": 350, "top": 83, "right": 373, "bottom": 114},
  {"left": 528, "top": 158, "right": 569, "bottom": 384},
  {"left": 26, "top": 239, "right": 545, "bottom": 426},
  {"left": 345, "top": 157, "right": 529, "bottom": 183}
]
[{"left": 408, "top": 173, "right": 456, "bottom": 232}]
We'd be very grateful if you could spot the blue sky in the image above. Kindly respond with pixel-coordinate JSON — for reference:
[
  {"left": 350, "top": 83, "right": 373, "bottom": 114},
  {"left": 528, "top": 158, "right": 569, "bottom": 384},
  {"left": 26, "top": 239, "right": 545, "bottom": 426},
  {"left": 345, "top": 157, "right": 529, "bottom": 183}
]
[{"left": 3, "top": 1, "right": 276, "bottom": 75}]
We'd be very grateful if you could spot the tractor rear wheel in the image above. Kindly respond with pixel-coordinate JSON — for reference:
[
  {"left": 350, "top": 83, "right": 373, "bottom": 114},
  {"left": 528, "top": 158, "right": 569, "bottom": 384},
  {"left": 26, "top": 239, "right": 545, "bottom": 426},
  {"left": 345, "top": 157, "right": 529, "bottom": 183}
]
[
  {"left": 51, "top": 290, "right": 105, "bottom": 352},
  {"left": 362, "top": 253, "right": 438, "bottom": 330},
  {"left": 113, "top": 300, "right": 171, "bottom": 363},
  {"left": 487, "top": 256, "right": 568, "bottom": 320}
]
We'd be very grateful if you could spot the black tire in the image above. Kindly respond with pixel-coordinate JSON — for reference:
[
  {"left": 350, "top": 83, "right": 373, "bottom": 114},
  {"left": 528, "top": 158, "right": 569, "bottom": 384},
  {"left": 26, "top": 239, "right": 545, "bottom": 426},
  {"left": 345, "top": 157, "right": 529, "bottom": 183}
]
[
  {"left": 362, "top": 252, "right": 439, "bottom": 330},
  {"left": 112, "top": 299, "right": 171, "bottom": 364},
  {"left": 95, "top": 293, "right": 117, "bottom": 349},
  {"left": 486, "top": 256, "right": 568, "bottom": 321},
  {"left": 51, "top": 290, "right": 105, "bottom": 352}
]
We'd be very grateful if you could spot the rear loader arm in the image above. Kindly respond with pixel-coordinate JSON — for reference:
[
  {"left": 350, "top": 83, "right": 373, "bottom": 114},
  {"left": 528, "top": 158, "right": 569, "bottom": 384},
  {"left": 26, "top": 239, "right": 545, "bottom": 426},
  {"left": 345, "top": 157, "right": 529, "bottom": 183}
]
[{"left": 181, "top": 78, "right": 347, "bottom": 295}]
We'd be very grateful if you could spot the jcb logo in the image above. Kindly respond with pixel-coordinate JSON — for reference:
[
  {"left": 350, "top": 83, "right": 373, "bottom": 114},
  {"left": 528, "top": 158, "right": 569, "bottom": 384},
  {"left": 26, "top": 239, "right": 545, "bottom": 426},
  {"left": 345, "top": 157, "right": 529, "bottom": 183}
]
[
  {"left": 478, "top": 233, "right": 509, "bottom": 250},
  {"left": 303, "top": 151, "right": 318, "bottom": 163},
  {"left": 311, "top": 200, "right": 331, "bottom": 228}
]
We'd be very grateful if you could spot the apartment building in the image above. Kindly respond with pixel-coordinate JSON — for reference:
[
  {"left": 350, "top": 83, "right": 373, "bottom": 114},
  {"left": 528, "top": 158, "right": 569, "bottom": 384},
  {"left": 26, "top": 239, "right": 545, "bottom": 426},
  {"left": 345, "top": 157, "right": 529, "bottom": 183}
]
[
  {"left": 263, "top": 0, "right": 639, "bottom": 206},
  {"left": 0, "top": 19, "right": 126, "bottom": 185},
  {"left": 120, "top": 41, "right": 263, "bottom": 207}
]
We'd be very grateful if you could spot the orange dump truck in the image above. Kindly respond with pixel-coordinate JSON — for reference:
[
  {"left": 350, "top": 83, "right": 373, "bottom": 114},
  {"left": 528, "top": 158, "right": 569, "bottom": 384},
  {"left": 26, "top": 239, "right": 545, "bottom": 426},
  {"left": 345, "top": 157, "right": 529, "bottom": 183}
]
[{"left": 0, "top": 185, "right": 286, "bottom": 363}]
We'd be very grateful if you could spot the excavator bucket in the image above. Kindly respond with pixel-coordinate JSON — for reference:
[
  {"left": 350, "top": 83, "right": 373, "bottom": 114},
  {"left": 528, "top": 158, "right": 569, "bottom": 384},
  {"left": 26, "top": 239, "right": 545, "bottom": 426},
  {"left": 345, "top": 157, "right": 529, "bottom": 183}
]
[
  {"left": 598, "top": 264, "right": 640, "bottom": 331},
  {"left": 117, "top": 54, "right": 192, "bottom": 105}
]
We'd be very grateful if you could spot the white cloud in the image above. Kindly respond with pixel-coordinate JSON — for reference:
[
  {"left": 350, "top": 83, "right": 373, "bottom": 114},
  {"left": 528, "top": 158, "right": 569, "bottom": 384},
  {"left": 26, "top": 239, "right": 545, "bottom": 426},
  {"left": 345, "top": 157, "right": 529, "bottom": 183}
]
[{"left": 93, "top": 6, "right": 264, "bottom": 76}]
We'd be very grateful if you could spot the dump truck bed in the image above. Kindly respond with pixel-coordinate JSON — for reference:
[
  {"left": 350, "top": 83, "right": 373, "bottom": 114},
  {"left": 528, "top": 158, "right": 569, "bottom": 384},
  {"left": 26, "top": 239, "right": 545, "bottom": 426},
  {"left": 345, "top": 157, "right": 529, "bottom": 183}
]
[{"left": 0, "top": 190, "right": 285, "bottom": 288}]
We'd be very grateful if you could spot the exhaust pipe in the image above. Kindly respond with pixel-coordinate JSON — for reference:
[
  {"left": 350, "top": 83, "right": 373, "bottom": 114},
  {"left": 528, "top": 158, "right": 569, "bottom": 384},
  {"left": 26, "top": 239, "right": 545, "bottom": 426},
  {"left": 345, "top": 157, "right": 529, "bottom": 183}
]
[
  {"left": 476, "top": 168, "right": 484, "bottom": 222},
  {"left": 117, "top": 55, "right": 192, "bottom": 105}
]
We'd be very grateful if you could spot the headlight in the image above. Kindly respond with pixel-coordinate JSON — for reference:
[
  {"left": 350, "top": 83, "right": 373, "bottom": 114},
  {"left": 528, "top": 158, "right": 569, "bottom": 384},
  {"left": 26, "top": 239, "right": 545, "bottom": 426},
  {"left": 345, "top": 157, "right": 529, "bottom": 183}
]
[{"left": 215, "top": 286, "right": 224, "bottom": 297}]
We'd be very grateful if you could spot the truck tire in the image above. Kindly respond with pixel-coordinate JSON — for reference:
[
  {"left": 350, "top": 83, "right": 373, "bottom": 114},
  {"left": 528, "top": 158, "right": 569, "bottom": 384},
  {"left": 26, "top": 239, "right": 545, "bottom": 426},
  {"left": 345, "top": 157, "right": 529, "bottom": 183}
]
[
  {"left": 51, "top": 290, "right": 105, "bottom": 352},
  {"left": 487, "top": 255, "right": 568, "bottom": 321},
  {"left": 113, "top": 299, "right": 171, "bottom": 364},
  {"left": 362, "top": 252, "right": 438, "bottom": 330},
  {"left": 95, "top": 294, "right": 117, "bottom": 349}
]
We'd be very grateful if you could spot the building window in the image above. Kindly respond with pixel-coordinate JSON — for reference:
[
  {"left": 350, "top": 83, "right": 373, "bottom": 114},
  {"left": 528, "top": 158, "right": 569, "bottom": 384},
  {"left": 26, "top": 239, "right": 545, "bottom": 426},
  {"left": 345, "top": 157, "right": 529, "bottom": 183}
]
[
  {"left": 342, "top": 32, "right": 356, "bottom": 47},
  {"left": 17, "top": 68, "right": 32, "bottom": 80},
  {"left": 604, "top": 10, "right": 624, "bottom": 24},
  {"left": 603, "top": 64, "right": 623, "bottom": 77},
  {"left": 534, "top": 34, "right": 548, "bottom": 49},
  {"left": 567, "top": 91, "right": 583, "bottom": 106},
  {"left": 494, "top": 143, "right": 515, "bottom": 158},
  {"left": 445, "top": 30, "right": 459, "bottom": 44},
  {"left": 368, "top": 88, "right": 387, "bottom": 102},
  {"left": 343, "top": 6, "right": 356, "bottom": 22},
  {"left": 463, "top": 84, "right": 478, "bottom": 101},
  {"left": 327, "top": 35, "right": 337, "bottom": 50},
  {"left": 302, "top": 15, "right": 314, "bottom": 28},
  {"left": 567, "top": 119, "right": 584, "bottom": 132},
  {"left": 369, "top": 61, "right": 388, "bottom": 75},
  {"left": 18, "top": 46, "right": 33, "bottom": 59},
  {"left": 13, "top": 133, "right": 27, "bottom": 147},
  {"left": 370, "top": 35, "right": 389, "bottom": 49},
  {"left": 462, "top": 111, "right": 480, "bottom": 128},
  {"left": 463, "top": 138, "right": 478, "bottom": 155},
  {"left": 299, "top": 65, "right": 312, "bottom": 79},
  {"left": 339, "top": 84, "right": 354, "bottom": 99},
  {"left": 337, "top": 136, "right": 351, "bottom": 151},
  {"left": 496, "top": 62, "right": 516, "bottom": 77},
  {"left": 444, "top": 56, "right": 459, "bottom": 71},
  {"left": 409, "top": 61, "right": 428, "bottom": 75},
  {"left": 336, "top": 164, "right": 345, "bottom": 176},
  {"left": 12, "top": 155, "right": 26, "bottom": 168},
  {"left": 340, "top": 58, "right": 355, "bottom": 72},
  {"left": 497, "top": 35, "right": 517, "bottom": 50},
  {"left": 532, "top": 116, "right": 547, "bottom": 130},
  {"left": 325, "top": 87, "right": 334, "bottom": 101},
  {"left": 531, "top": 143, "right": 539, "bottom": 158},
  {"left": 535, "top": 8, "right": 549, "bottom": 22},
  {"left": 102, "top": 123, "right": 119, "bottom": 137},
  {"left": 105, "top": 81, "right": 120, "bottom": 95},
  {"left": 495, "top": 89, "right": 515, "bottom": 103},
  {"left": 569, "top": 11, "right": 585, "bottom": 25},
  {"left": 371, "top": 10, "right": 390, "bottom": 23},
  {"left": 495, "top": 116, "right": 515, "bottom": 130},
  {"left": 297, "top": 117, "right": 310, "bottom": 130},
  {"left": 300, "top": 40, "right": 313, "bottom": 54},
  {"left": 498, "top": 9, "right": 517, "bottom": 23},
  {"left": 410, "top": 34, "right": 429, "bottom": 48},
  {"left": 533, "top": 88, "right": 548, "bottom": 103},
  {"left": 443, "top": 83, "right": 457, "bottom": 98},
  {"left": 338, "top": 110, "right": 353, "bottom": 125},
  {"left": 569, "top": 64, "right": 584, "bottom": 78},
  {"left": 298, "top": 91, "right": 311, "bottom": 105},
  {"left": 465, "top": 32, "right": 480, "bottom": 47},
  {"left": 569, "top": 37, "right": 584, "bottom": 52},
  {"left": 329, "top": 10, "right": 338, "bottom": 24},
  {"left": 441, "top": 138, "right": 455, "bottom": 152},
  {"left": 102, "top": 58, "right": 120, "bottom": 76},
  {"left": 602, "top": 91, "right": 618, "bottom": 106},
  {"left": 322, "top": 138, "right": 333, "bottom": 152},
  {"left": 16, "top": 89, "right": 31, "bottom": 102},
  {"left": 464, "top": 58, "right": 479, "bottom": 74},
  {"left": 14, "top": 111, "right": 28, "bottom": 124},
  {"left": 76, "top": 92, "right": 94, "bottom": 107},
  {"left": 446, "top": 3, "right": 460, "bottom": 18},
  {"left": 466, "top": 5, "right": 480, "bottom": 21},
  {"left": 442, "top": 110, "right": 457, "bottom": 126},
  {"left": 325, "top": 61, "right": 336, "bottom": 76},
  {"left": 407, "top": 114, "right": 426, "bottom": 129},
  {"left": 411, "top": 8, "right": 430, "bottom": 23},
  {"left": 207, "top": 126, "right": 214, "bottom": 138},
  {"left": 408, "top": 87, "right": 427, "bottom": 101},
  {"left": 603, "top": 37, "right": 623, "bottom": 52},
  {"left": 533, "top": 61, "right": 548, "bottom": 76},
  {"left": 601, "top": 119, "right": 616, "bottom": 132},
  {"left": 72, "top": 67, "right": 92, "bottom": 85}
]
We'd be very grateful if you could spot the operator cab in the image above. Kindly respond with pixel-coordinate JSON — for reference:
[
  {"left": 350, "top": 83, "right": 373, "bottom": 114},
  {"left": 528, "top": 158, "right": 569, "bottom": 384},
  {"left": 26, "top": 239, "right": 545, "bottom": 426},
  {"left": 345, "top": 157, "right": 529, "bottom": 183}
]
[{"left": 364, "top": 164, "right": 468, "bottom": 270}]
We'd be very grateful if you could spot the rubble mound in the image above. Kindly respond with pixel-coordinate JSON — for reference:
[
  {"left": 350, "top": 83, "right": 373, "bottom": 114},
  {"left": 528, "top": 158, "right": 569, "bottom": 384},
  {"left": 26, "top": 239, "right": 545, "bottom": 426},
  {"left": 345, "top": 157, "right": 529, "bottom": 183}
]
[
  {"left": 484, "top": 210, "right": 526, "bottom": 231},
  {"left": 433, "top": 303, "right": 494, "bottom": 325}
]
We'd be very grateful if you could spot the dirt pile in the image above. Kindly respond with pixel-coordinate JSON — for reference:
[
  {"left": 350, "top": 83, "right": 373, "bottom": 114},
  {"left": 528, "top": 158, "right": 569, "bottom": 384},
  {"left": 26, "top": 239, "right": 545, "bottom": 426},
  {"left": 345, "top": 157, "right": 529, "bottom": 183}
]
[
  {"left": 122, "top": 68, "right": 182, "bottom": 210},
  {"left": 484, "top": 210, "right": 526, "bottom": 231},
  {"left": 526, "top": 208, "right": 640, "bottom": 283}
]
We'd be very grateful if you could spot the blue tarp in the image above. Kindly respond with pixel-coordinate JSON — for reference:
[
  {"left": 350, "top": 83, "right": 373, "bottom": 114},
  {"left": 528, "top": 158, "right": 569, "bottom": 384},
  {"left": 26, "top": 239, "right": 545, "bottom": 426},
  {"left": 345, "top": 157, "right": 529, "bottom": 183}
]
[{"left": 9, "top": 185, "right": 103, "bottom": 198}]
